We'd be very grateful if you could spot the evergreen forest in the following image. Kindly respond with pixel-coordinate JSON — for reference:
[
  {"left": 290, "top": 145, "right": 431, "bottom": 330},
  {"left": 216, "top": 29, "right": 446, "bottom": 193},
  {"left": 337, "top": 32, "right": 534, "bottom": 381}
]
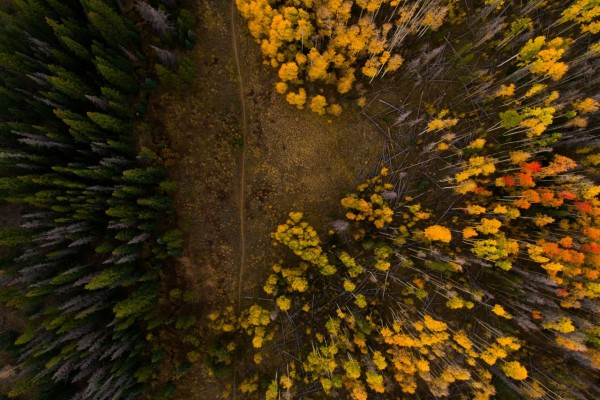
[{"left": 0, "top": 1, "right": 599, "bottom": 400}]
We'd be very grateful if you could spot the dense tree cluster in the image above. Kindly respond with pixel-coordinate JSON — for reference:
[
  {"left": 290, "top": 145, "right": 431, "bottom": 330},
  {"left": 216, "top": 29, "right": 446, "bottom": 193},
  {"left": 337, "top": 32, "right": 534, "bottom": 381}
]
[
  {"left": 0, "top": 1, "right": 194, "bottom": 399},
  {"left": 236, "top": 0, "right": 455, "bottom": 115},
  {"left": 210, "top": 173, "right": 528, "bottom": 399}
]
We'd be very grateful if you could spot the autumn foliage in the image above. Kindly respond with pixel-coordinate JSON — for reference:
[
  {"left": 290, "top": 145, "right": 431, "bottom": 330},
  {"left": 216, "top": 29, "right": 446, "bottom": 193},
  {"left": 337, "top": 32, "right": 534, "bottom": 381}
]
[
  {"left": 236, "top": 0, "right": 453, "bottom": 114},
  {"left": 209, "top": 1, "right": 600, "bottom": 399}
]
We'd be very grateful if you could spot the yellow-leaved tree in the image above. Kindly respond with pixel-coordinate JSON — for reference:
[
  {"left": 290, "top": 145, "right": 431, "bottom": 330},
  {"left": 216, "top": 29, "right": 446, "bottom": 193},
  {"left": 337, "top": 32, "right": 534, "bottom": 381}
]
[{"left": 236, "top": 0, "right": 452, "bottom": 115}]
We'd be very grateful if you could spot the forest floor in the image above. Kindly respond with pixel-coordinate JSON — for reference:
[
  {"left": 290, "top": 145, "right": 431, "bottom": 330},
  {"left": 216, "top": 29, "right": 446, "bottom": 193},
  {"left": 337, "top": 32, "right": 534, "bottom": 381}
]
[{"left": 150, "top": 0, "right": 384, "bottom": 398}]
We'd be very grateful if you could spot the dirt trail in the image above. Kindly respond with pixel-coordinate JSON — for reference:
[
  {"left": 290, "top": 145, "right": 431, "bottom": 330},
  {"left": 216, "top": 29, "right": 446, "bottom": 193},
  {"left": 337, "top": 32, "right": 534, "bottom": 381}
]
[
  {"left": 230, "top": 0, "right": 247, "bottom": 318},
  {"left": 155, "top": 1, "right": 384, "bottom": 398},
  {"left": 229, "top": 0, "right": 247, "bottom": 396}
]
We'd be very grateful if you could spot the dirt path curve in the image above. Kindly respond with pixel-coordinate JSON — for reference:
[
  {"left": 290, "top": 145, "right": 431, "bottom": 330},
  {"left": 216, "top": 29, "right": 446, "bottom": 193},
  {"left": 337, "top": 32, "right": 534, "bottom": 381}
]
[{"left": 229, "top": 0, "right": 247, "bottom": 397}]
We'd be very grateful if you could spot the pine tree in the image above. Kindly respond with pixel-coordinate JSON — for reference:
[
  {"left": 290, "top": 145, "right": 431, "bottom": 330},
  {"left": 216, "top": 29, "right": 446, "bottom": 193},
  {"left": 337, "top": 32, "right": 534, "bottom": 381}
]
[
  {"left": 84, "top": 0, "right": 138, "bottom": 46},
  {"left": 96, "top": 59, "right": 139, "bottom": 93},
  {"left": 87, "top": 112, "right": 130, "bottom": 133}
]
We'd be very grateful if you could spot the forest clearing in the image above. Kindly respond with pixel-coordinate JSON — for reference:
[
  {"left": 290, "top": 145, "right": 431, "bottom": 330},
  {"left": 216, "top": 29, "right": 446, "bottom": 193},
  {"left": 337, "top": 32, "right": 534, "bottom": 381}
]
[{"left": 1, "top": 1, "right": 600, "bottom": 400}]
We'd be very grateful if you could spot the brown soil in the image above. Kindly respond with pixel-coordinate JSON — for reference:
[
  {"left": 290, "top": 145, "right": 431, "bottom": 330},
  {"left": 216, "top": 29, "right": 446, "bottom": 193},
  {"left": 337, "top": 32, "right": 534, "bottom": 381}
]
[{"left": 151, "top": 0, "right": 383, "bottom": 398}]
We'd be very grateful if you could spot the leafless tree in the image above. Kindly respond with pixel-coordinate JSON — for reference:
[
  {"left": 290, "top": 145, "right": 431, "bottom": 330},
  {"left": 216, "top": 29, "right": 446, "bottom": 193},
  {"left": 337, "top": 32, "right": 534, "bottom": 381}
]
[
  {"left": 85, "top": 94, "right": 109, "bottom": 110},
  {"left": 150, "top": 45, "right": 177, "bottom": 67},
  {"left": 135, "top": 1, "right": 175, "bottom": 38}
]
